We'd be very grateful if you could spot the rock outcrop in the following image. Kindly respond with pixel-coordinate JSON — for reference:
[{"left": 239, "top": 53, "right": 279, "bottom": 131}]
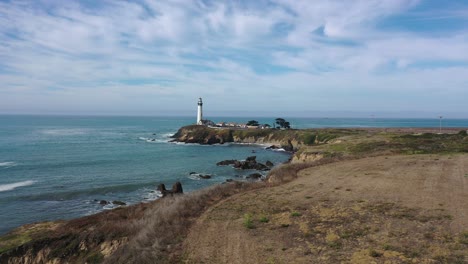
[
  {"left": 171, "top": 125, "right": 313, "bottom": 151},
  {"left": 217, "top": 156, "right": 270, "bottom": 171},
  {"left": 157, "top": 181, "right": 184, "bottom": 197},
  {"left": 246, "top": 173, "right": 263, "bottom": 180},
  {"left": 170, "top": 125, "right": 233, "bottom": 144},
  {"left": 291, "top": 152, "right": 325, "bottom": 164},
  {"left": 112, "top": 200, "right": 126, "bottom": 206},
  {"left": 216, "top": 160, "right": 237, "bottom": 166},
  {"left": 265, "top": 160, "right": 274, "bottom": 167}
]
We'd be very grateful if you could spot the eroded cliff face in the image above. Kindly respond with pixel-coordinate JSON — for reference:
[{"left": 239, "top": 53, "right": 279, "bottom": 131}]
[
  {"left": 171, "top": 125, "right": 234, "bottom": 145},
  {"left": 290, "top": 152, "right": 325, "bottom": 163},
  {"left": 171, "top": 125, "right": 305, "bottom": 151}
]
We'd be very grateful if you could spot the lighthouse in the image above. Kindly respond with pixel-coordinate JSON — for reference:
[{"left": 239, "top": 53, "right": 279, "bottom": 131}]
[{"left": 197, "top": 98, "right": 203, "bottom": 125}]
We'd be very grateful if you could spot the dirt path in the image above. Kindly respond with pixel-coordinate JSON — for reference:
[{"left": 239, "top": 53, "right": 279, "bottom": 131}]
[{"left": 183, "top": 154, "right": 468, "bottom": 263}]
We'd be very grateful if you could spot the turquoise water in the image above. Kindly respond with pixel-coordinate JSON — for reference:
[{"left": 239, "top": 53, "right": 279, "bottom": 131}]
[
  {"left": 0, "top": 115, "right": 291, "bottom": 235},
  {"left": 0, "top": 115, "right": 467, "bottom": 235}
]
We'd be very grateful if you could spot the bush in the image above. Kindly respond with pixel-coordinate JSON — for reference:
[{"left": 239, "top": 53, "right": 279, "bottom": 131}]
[
  {"left": 369, "top": 249, "right": 383, "bottom": 257},
  {"left": 243, "top": 214, "right": 254, "bottom": 229},
  {"left": 301, "top": 133, "right": 316, "bottom": 145},
  {"left": 291, "top": 212, "right": 301, "bottom": 217}
]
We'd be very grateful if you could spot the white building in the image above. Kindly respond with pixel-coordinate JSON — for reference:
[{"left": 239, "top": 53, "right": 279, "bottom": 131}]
[{"left": 197, "top": 98, "right": 203, "bottom": 125}]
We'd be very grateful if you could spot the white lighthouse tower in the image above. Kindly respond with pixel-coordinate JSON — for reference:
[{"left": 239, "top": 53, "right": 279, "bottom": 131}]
[{"left": 197, "top": 97, "right": 203, "bottom": 125}]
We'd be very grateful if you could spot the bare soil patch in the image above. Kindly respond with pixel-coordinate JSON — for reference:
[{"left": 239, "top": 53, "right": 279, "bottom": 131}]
[{"left": 183, "top": 154, "right": 468, "bottom": 263}]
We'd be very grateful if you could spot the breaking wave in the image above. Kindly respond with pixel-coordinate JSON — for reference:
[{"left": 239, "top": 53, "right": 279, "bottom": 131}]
[
  {"left": 0, "top": 162, "right": 17, "bottom": 168},
  {"left": 0, "top": 180, "right": 35, "bottom": 192},
  {"left": 138, "top": 132, "right": 174, "bottom": 143}
]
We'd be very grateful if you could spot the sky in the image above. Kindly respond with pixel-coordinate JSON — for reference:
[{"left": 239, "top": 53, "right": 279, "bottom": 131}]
[{"left": 1, "top": 0, "right": 468, "bottom": 117}]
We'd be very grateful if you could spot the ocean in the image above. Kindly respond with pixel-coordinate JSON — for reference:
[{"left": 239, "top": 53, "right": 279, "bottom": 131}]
[{"left": 1, "top": 115, "right": 467, "bottom": 235}]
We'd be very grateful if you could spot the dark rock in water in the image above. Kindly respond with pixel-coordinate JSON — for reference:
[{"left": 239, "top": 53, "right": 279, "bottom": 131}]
[
  {"left": 112, "top": 200, "right": 126, "bottom": 206},
  {"left": 99, "top": 200, "right": 108, "bottom": 205},
  {"left": 157, "top": 183, "right": 167, "bottom": 192},
  {"left": 234, "top": 160, "right": 242, "bottom": 168},
  {"left": 151, "top": 139, "right": 156, "bottom": 141},
  {"left": 266, "top": 145, "right": 280, "bottom": 150},
  {"left": 221, "top": 155, "right": 269, "bottom": 170},
  {"left": 246, "top": 156, "right": 257, "bottom": 162},
  {"left": 247, "top": 173, "right": 263, "bottom": 179},
  {"left": 254, "top": 163, "right": 270, "bottom": 171},
  {"left": 158, "top": 181, "right": 184, "bottom": 197},
  {"left": 266, "top": 160, "right": 274, "bottom": 167},
  {"left": 153, "top": 133, "right": 156, "bottom": 135},
  {"left": 172, "top": 181, "right": 183, "bottom": 194},
  {"left": 226, "top": 179, "right": 233, "bottom": 182},
  {"left": 216, "top": 160, "right": 237, "bottom": 166},
  {"left": 189, "top": 172, "right": 212, "bottom": 179}
]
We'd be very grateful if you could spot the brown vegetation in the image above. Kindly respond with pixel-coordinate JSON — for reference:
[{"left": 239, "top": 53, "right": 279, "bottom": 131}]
[
  {"left": 107, "top": 181, "right": 265, "bottom": 263},
  {"left": 183, "top": 155, "right": 468, "bottom": 263},
  {"left": 1, "top": 182, "right": 267, "bottom": 264}
]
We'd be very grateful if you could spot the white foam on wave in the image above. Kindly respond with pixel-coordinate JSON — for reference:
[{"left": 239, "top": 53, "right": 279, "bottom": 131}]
[
  {"left": 271, "top": 148, "right": 286, "bottom": 152},
  {"left": 162, "top": 132, "right": 175, "bottom": 138},
  {"left": 0, "top": 180, "right": 35, "bottom": 192},
  {"left": 139, "top": 131, "right": 176, "bottom": 144},
  {"left": 102, "top": 203, "right": 119, "bottom": 210},
  {"left": 188, "top": 174, "right": 201, "bottom": 180},
  {"left": 234, "top": 142, "right": 269, "bottom": 147},
  {"left": 40, "top": 128, "right": 89, "bottom": 136},
  {"left": 142, "top": 189, "right": 163, "bottom": 202},
  {"left": 138, "top": 137, "right": 168, "bottom": 143},
  {"left": 0, "top": 161, "right": 17, "bottom": 168}
]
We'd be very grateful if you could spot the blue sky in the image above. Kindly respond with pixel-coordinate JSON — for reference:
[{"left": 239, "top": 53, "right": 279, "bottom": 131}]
[{"left": 1, "top": 0, "right": 468, "bottom": 117}]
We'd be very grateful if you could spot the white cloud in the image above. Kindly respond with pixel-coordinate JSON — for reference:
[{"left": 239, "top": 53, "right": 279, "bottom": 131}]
[{"left": 0, "top": 0, "right": 467, "bottom": 115}]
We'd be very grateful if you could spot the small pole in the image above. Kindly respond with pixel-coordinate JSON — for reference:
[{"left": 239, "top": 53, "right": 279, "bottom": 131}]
[{"left": 439, "top": 116, "right": 443, "bottom": 133}]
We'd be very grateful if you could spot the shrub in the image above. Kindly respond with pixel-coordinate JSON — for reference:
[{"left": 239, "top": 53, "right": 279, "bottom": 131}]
[
  {"left": 369, "top": 249, "right": 383, "bottom": 257},
  {"left": 291, "top": 212, "right": 301, "bottom": 217},
  {"left": 460, "top": 232, "right": 468, "bottom": 245},
  {"left": 301, "top": 133, "right": 316, "bottom": 145},
  {"left": 243, "top": 214, "right": 254, "bottom": 229}
]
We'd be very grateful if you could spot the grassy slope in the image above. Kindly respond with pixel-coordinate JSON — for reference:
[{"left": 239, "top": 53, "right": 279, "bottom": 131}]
[
  {"left": 184, "top": 155, "right": 468, "bottom": 263},
  {"left": 182, "top": 129, "right": 468, "bottom": 263}
]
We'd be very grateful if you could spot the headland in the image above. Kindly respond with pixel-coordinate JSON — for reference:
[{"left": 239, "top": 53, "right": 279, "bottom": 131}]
[{"left": 1, "top": 126, "right": 468, "bottom": 263}]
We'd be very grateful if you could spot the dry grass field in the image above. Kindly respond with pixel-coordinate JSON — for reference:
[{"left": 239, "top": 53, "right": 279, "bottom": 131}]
[{"left": 183, "top": 155, "right": 468, "bottom": 263}]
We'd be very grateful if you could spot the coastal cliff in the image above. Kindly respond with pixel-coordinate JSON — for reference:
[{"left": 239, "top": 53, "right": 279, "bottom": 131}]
[{"left": 170, "top": 125, "right": 338, "bottom": 152}]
